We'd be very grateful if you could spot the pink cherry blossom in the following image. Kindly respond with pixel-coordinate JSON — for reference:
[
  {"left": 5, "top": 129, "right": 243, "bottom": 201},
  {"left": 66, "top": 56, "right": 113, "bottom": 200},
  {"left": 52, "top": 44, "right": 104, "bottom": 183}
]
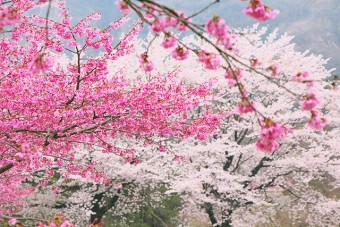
[
  {"left": 0, "top": 7, "right": 20, "bottom": 29},
  {"left": 151, "top": 19, "right": 166, "bottom": 33},
  {"left": 268, "top": 64, "right": 279, "bottom": 77},
  {"left": 31, "top": 53, "right": 51, "bottom": 74},
  {"left": 39, "top": 179, "right": 49, "bottom": 187},
  {"left": 60, "top": 220, "right": 74, "bottom": 227},
  {"left": 198, "top": 51, "right": 221, "bottom": 70},
  {"left": 291, "top": 71, "right": 310, "bottom": 81},
  {"left": 205, "top": 16, "right": 230, "bottom": 40},
  {"left": 237, "top": 98, "right": 255, "bottom": 114},
  {"left": 142, "top": 4, "right": 157, "bottom": 19},
  {"left": 255, "top": 139, "right": 279, "bottom": 153},
  {"left": 164, "top": 16, "right": 178, "bottom": 27},
  {"left": 141, "top": 61, "right": 155, "bottom": 72},
  {"left": 139, "top": 52, "right": 155, "bottom": 72},
  {"left": 174, "top": 11, "right": 191, "bottom": 31},
  {"left": 259, "top": 118, "right": 291, "bottom": 141},
  {"left": 171, "top": 46, "right": 189, "bottom": 60},
  {"left": 161, "top": 33, "right": 177, "bottom": 49},
  {"left": 306, "top": 80, "right": 315, "bottom": 89},
  {"left": 256, "top": 118, "right": 292, "bottom": 153},
  {"left": 114, "top": 182, "right": 123, "bottom": 190},
  {"left": 224, "top": 68, "right": 244, "bottom": 87},
  {"left": 159, "top": 142, "right": 167, "bottom": 152},
  {"left": 8, "top": 219, "right": 17, "bottom": 226},
  {"left": 243, "top": 0, "right": 279, "bottom": 22},
  {"left": 217, "top": 35, "right": 235, "bottom": 50},
  {"left": 197, "top": 133, "right": 208, "bottom": 140},
  {"left": 173, "top": 155, "right": 184, "bottom": 162},
  {"left": 116, "top": 1, "right": 131, "bottom": 14},
  {"left": 301, "top": 93, "right": 320, "bottom": 111},
  {"left": 291, "top": 70, "right": 314, "bottom": 88},
  {"left": 46, "top": 170, "right": 55, "bottom": 177},
  {"left": 308, "top": 111, "right": 327, "bottom": 130},
  {"left": 52, "top": 187, "right": 61, "bottom": 194},
  {"left": 205, "top": 16, "right": 234, "bottom": 49},
  {"left": 250, "top": 58, "right": 261, "bottom": 67}
]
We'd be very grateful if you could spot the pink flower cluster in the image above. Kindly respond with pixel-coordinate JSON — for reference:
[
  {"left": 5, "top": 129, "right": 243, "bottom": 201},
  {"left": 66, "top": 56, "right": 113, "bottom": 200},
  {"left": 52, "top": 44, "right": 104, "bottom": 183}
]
[
  {"left": 8, "top": 219, "right": 17, "bottom": 226},
  {"left": 143, "top": 10, "right": 191, "bottom": 62},
  {"left": 224, "top": 68, "right": 244, "bottom": 87},
  {"left": 151, "top": 19, "right": 165, "bottom": 33},
  {"left": 291, "top": 70, "right": 325, "bottom": 130},
  {"left": 161, "top": 33, "right": 177, "bottom": 49},
  {"left": 0, "top": 6, "right": 21, "bottom": 29},
  {"left": 139, "top": 52, "right": 155, "bottom": 72},
  {"left": 205, "top": 16, "right": 229, "bottom": 39},
  {"left": 300, "top": 92, "right": 327, "bottom": 130},
  {"left": 130, "top": 5, "right": 193, "bottom": 66},
  {"left": 268, "top": 64, "right": 279, "bottom": 77},
  {"left": 292, "top": 71, "right": 314, "bottom": 88},
  {"left": 114, "top": 182, "right": 123, "bottom": 190},
  {"left": 159, "top": 142, "right": 167, "bottom": 153},
  {"left": 301, "top": 93, "right": 320, "bottom": 111},
  {"left": 198, "top": 51, "right": 221, "bottom": 70},
  {"left": 237, "top": 97, "right": 255, "bottom": 114},
  {"left": 205, "top": 16, "right": 233, "bottom": 49},
  {"left": 31, "top": 53, "right": 51, "bottom": 74},
  {"left": 291, "top": 71, "right": 326, "bottom": 130},
  {"left": 173, "top": 155, "right": 185, "bottom": 162},
  {"left": 243, "top": 0, "right": 279, "bottom": 22},
  {"left": 291, "top": 71, "right": 310, "bottom": 81},
  {"left": 0, "top": 0, "right": 227, "bottom": 209},
  {"left": 172, "top": 46, "right": 189, "bottom": 60},
  {"left": 256, "top": 118, "right": 291, "bottom": 153},
  {"left": 150, "top": 11, "right": 191, "bottom": 33},
  {"left": 308, "top": 110, "right": 328, "bottom": 130},
  {"left": 250, "top": 58, "right": 261, "bottom": 67},
  {"left": 116, "top": 1, "right": 131, "bottom": 14}
]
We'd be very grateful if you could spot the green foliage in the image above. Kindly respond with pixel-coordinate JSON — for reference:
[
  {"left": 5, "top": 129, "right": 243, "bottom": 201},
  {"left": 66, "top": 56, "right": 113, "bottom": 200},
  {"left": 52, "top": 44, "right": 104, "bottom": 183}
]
[{"left": 103, "top": 185, "right": 182, "bottom": 227}]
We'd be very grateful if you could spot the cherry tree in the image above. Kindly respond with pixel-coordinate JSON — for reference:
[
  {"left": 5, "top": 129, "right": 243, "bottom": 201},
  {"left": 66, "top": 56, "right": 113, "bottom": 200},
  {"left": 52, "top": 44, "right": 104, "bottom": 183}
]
[
  {"left": 17, "top": 27, "right": 340, "bottom": 226},
  {"left": 0, "top": 0, "right": 338, "bottom": 226}
]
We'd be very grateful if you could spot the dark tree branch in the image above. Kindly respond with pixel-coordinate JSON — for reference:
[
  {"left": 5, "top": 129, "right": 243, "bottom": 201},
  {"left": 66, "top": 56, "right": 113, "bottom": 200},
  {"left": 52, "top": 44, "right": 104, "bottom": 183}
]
[
  {"left": 0, "top": 163, "right": 14, "bottom": 174},
  {"left": 223, "top": 151, "right": 233, "bottom": 171},
  {"left": 250, "top": 156, "right": 272, "bottom": 177},
  {"left": 204, "top": 202, "right": 220, "bottom": 227}
]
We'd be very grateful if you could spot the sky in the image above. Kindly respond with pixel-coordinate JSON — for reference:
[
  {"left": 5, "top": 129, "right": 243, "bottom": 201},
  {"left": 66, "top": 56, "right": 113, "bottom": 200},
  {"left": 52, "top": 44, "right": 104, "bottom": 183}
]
[{"left": 66, "top": 0, "right": 339, "bottom": 75}]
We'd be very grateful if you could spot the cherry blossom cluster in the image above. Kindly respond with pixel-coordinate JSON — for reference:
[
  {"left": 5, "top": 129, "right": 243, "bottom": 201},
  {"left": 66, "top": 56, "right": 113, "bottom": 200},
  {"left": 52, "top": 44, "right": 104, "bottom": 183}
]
[
  {"left": 119, "top": 2, "right": 193, "bottom": 69},
  {"left": 115, "top": 1, "right": 235, "bottom": 71},
  {"left": 0, "top": 0, "right": 225, "bottom": 216},
  {"left": 224, "top": 68, "right": 244, "bottom": 87},
  {"left": 291, "top": 71, "right": 327, "bottom": 130},
  {"left": 115, "top": 1, "right": 332, "bottom": 150},
  {"left": 255, "top": 118, "right": 292, "bottom": 153},
  {"left": 236, "top": 97, "right": 256, "bottom": 114},
  {"left": 243, "top": 0, "right": 280, "bottom": 21},
  {"left": 198, "top": 51, "right": 221, "bottom": 70},
  {"left": 139, "top": 52, "right": 154, "bottom": 72},
  {"left": 301, "top": 92, "right": 327, "bottom": 130},
  {"left": 205, "top": 16, "right": 234, "bottom": 50},
  {"left": 149, "top": 11, "right": 191, "bottom": 33},
  {"left": 161, "top": 32, "right": 177, "bottom": 49},
  {"left": 0, "top": 0, "right": 336, "bottom": 221},
  {"left": 0, "top": 6, "right": 20, "bottom": 29}
]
